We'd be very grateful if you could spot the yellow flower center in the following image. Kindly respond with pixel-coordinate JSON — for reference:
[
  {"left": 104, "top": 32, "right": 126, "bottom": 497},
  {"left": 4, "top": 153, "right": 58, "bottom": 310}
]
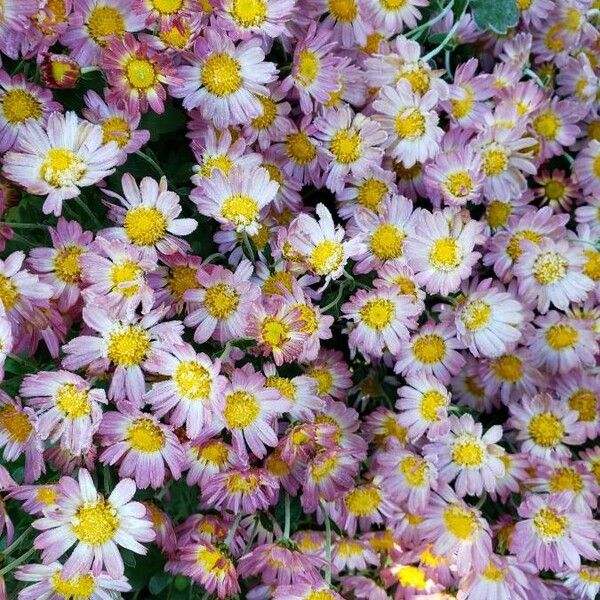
[
  {"left": 200, "top": 154, "right": 234, "bottom": 179},
  {"left": 39, "top": 148, "right": 86, "bottom": 188},
  {"left": 486, "top": 200, "right": 512, "bottom": 228},
  {"left": 52, "top": 245, "right": 84, "bottom": 284},
  {"left": 583, "top": 249, "right": 600, "bottom": 281},
  {"left": 450, "top": 86, "right": 474, "bottom": 119},
  {"left": 124, "top": 206, "right": 167, "bottom": 246},
  {"left": 311, "top": 454, "right": 339, "bottom": 482},
  {"left": 482, "top": 147, "right": 509, "bottom": 176},
  {"left": 429, "top": 237, "right": 461, "bottom": 271},
  {"left": 230, "top": 0, "right": 267, "bottom": 27},
  {"left": 533, "top": 507, "right": 567, "bottom": 539},
  {"left": 360, "top": 297, "right": 395, "bottom": 330},
  {"left": 285, "top": 131, "right": 317, "bottom": 165},
  {"left": 491, "top": 354, "right": 522, "bottom": 383},
  {"left": 306, "top": 591, "right": 336, "bottom": 600},
  {"left": 445, "top": 170, "right": 473, "bottom": 198},
  {"left": 51, "top": 572, "right": 96, "bottom": 599},
  {"left": 483, "top": 563, "right": 505, "bottom": 582},
  {"left": 223, "top": 390, "right": 260, "bottom": 429},
  {"left": 370, "top": 223, "right": 404, "bottom": 260},
  {"left": 506, "top": 230, "right": 542, "bottom": 261},
  {"left": 460, "top": 299, "right": 492, "bottom": 331},
  {"left": 344, "top": 486, "right": 381, "bottom": 516},
  {"left": 55, "top": 384, "right": 91, "bottom": 419},
  {"left": 545, "top": 323, "right": 578, "bottom": 350},
  {"left": 309, "top": 240, "right": 344, "bottom": 275},
  {"left": 296, "top": 50, "right": 320, "bottom": 86},
  {"left": 174, "top": 360, "right": 212, "bottom": 400},
  {"left": 395, "top": 565, "right": 427, "bottom": 590},
  {"left": 394, "top": 275, "right": 417, "bottom": 297},
  {"left": 443, "top": 504, "right": 477, "bottom": 540},
  {"left": 110, "top": 260, "right": 142, "bottom": 298},
  {"left": 308, "top": 367, "right": 333, "bottom": 396},
  {"left": 202, "top": 53, "right": 241, "bottom": 97},
  {"left": 412, "top": 334, "right": 446, "bottom": 364},
  {"left": 397, "top": 64, "right": 430, "bottom": 95},
  {"left": 2, "top": 89, "right": 42, "bottom": 124},
  {"left": 72, "top": 499, "right": 119, "bottom": 545},
  {"left": 580, "top": 568, "right": 600, "bottom": 584},
  {"left": 528, "top": 412, "right": 565, "bottom": 447},
  {"left": 516, "top": 0, "right": 532, "bottom": 8},
  {"left": 101, "top": 116, "right": 131, "bottom": 147},
  {"left": 328, "top": 0, "right": 357, "bottom": 21},
  {"left": 196, "top": 547, "right": 231, "bottom": 577},
  {"left": 151, "top": 0, "right": 184, "bottom": 14},
  {"left": 399, "top": 455, "right": 427, "bottom": 487},
  {"left": 419, "top": 390, "right": 447, "bottom": 422},
  {"left": 159, "top": 21, "right": 191, "bottom": 48},
  {"left": 563, "top": 6, "right": 581, "bottom": 31},
  {"left": 199, "top": 440, "right": 229, "bottom": 465},
  {"left": 126, "top": 417, "right": 165, "bottom": 452},
  {"left": 37, "top": 487, "right": 58, "bottom": 505},
  {"left": 544, "top": 23, "right": 566, "bottom": 53},
  {"left": 221, "top": 194, "right": 259, "bottom": 228},
  {"left": 204, "top": 283, "right": 240, "bottom": 319},
  {"left": 588, "top": 119, "right": 600, "bottom": 142},
  {"left": 107, "top": 325, "right": 151, "bottom": 367},
  {"left": 265, "top": 375, "right": 296, "bottom": 400},
  {"left": 549, "top": 466, "right": 583, "bottom": 493},
  {"left": 261, "top": 317, "right": 290, "bottom": 349},
  {"left": 87, "top": 6, "right": 125, "bottom": 45},
  {"left": 330, "top": 129, "right": 361, "bottom": 164},
  {"left": 532, "top": 252, "right": 568, "bottom": 284},
  {"left": 593, "top": 155, "right": 600, "bottom": 178},
  {"left": 167, "top": 264, "right": 198, "bottom": 300},
  {"left": 544, "top": 179, "right": 566, "bottom": 201},
  {"left": 533, "top": 111, "right": 560, "bottom": 140},
  {"left": 394, "top": 108, "right": 426, "bottom": 139},
  {"left": 262, "top": 271, "right": 293, "bottom": 296},
  {"left": 452, "top": 436, "right": 485, "bottom": 467},
  {"left": 568, "top": 389, "right": 597, "bottom": 422},
  {"left": 0, "top": 405, "right": 32, "bottom": 443},
  {"left": 251, "top": 95, "right": 277, "bottom": 129},
  {"left": 125, "top": 58, "right": 156, "bottom": 90},
  {"left": 406, "top": 513, "right": 424, "bottom": 526},
  {"left": 357, "top": 178, "right": 387, "bottom": 212}
]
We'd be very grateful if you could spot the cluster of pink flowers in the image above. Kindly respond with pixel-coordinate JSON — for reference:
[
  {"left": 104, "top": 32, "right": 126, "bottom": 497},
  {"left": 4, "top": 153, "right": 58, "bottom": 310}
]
[{"left": 0, "top": 0, "right": 598, "bottom": 599}]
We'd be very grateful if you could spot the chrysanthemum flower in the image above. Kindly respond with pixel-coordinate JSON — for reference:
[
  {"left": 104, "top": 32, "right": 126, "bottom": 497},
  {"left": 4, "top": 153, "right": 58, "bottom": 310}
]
[
  {"left": 574, "top": 139, "right": 600, "bottom": 197},
  {"left": 215, "top": 364, "right": 290, "bottom": 459},
  {"left": 215, "top": 0, "right": 295, "bottom": 39},
  {"left": 98, "top": 407, "right": 186, "bottom": 488},
  {"left": 144, "top": 342, "right": 226, "bottom": 439},
  {"left": 7, "top": 483, "right": 59, "bottom": 516},
  {"left": 15, "top": 562, "right": 130, "bottom": 600},
  {"left": 373, "top": 81, "right": 443, "bottom": 168},
  {"left": 27, "top": 218, "right": 92, "bottom": 312},
  {"left": 170, "top": 29, "right": 276, "bottom": 127},
  {"left": 560, "top": 566, "right": 600, "bottom": 600},
  {"left": 342, "top": 285, "right": 420, "bottom": 358},
  {"left": 511, "top": 492, "right": 599, "bottom": 571},
  {"left": 82, "top": 89, "right": 150, "bottom": 164},
  {"left": 303, "top": 348, "right": 353, "bottom": 401},
  {"left": 332, "top": 536, "right": 379, "bottom": 573},
  {"left": 186, "top": 434, "right": 234, "bottom": 487},
  {"left": 61, "top": 0, "right": 146, "bottom": 65},
  {"left": 103, "top": 33, "right": 180, "bottom": 114},
  {"left": 33, "top": 468, "right": 154, "bottom": 577},
  {"left": 425, "top": 414, "right": 505, "bottom": 498},
  {"left": 103, "top": 173, "right": 197, "bottom": 258},
  {"left": 556, "top": 371, "right": 600, "bottom": 439},
  {"left": 194, "top": 165, "right": 278, "bottom": 235},
  {"left": 532, "top": 168, "right": 579, "bottom": 213},
  {"left": 490, "top": 451, "right": 530, "bottom": 504},
  {"left": 0, "top": 72, "right": 61, "bottom": 153},
  {"left": 404, "top": 207, "right": 485, "bottom": 295},
  {"left": 184, "top": 260, "right": 261, "bottom": 344},
  {"left": 314, "top": 106, "right": 386, "bottom": 193},
  {"left": 336, "top": 167, "right": 397, "bottom": 220},
  {"left": 272, "top": 583, "right": 344, "bottom": 600},
  {"left": 2, "top": 111, "right": 120, "bottom": 216},
  {"left": 62, "top": 305, "right": 183, "bottom": 403},
  {"left": 314, "top": 0, "right": 367, "bottom": 48},
  {"left": 508, "top": 392, "right": 584, "bottom": 463},
  {"left": 373, "top": 259, "right": 425, "bottom": 309},
  {"left": 396, "top": 373, "right": 451, "bottom": 442},
  {"left": 20, "top": 370, "right": 106, "bottom": 455}
]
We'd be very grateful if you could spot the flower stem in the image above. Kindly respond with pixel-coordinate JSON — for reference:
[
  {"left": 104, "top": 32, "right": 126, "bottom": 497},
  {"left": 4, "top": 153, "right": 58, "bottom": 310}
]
[
  {"left": 135, "top": 150, "right": 166, "bottom": 180},
  {"left": 524, "top": 68, "right": 546, "bottom": 88},
  {"left": 73, "top": 196, "right": 102, "bottom": 229},
  {"left": 0, "top": 546, "right": 36, "bottom": 575},
  {"left": 283, "top": 493, "right": 291, "bottom": 539},
  {"left": 224, "top": 513, "right": 243, "bottom": 549},
  {"left": 322, "top": 281, "right": 346, "bottom": 313},
  {"left": 2, "top": 527, "right": 31, "bottom": 556},
  {"left": 407, "top": 0, "right": 454, "bottom": 39},
  {"left": 0, "top": 221, "right": 48, "bottom": 230},
  {"left": 321, "top": 501, "right": 332, "bottom": 585},
  {"left": 242, "top": 233, "right": 256, "bottom": 264},
  {"left": 422, "top": 0, "right": 469, "bottom": 62}
]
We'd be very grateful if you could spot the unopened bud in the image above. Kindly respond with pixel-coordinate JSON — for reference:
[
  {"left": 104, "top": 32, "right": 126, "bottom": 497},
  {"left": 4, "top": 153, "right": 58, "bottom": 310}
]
[{"left": 40, "top": 53, "right": 80, "bottom": 89}]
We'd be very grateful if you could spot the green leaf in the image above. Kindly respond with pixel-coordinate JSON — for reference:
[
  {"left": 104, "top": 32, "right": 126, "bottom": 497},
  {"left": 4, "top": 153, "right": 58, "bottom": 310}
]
[
  {"left": 141, "top": 103, "right": 187, "bottom": 141},
  {"left": 471, "top": 0, "right": 518, "bottom": 34},
  {"left": 149, "top": 572, "right": 171, "bottom": 595}
]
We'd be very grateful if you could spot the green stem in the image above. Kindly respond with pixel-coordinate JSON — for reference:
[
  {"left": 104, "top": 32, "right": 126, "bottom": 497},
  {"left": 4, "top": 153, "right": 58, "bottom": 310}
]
[
  {"left": 2, "top": 527, "right": 31, "bottom": 555},
  {"left": 322, "top": 502, "right": 332, "bottom": 585},
  {"left": 283, "top": 493, "right": 291, "bottom": 539},
  {"left": 7, "top": 353, "right": 36, "bottom": 370},
  {"left": 524, "top": 68, "right": 546, "bottom": 88},
  {"left": 242, "top": 233, "right": 256, "bottom": 264},
  {"left": 202, "top": 252, "right": 224, "bottom": 265},
  {"left": 445, "top": 49, "right": 453, "bottom": 79},
  {"left": 322, "top": 281, "right": 346, "bottom": 313},
  {"left": 407, "top": 0, "right": 454, "bottom": 38},
  {"left": 422, "top": 0, "right": 468, "bottom": 62},
  {"left": 0, "top": 221, "right": 48, "bottom": 230},
  {"left": 73, "top": 196, "right": 102, "bottom": 229},
  {"left": 475, "top": 492, "right": 487, "bottom": 510},
  {"left": 103, "top": 465, "right": 112, "bottom": 496},
  {"left": 224, "top": 513, "right": 242, "bottom": 549},
  {"left": 0, "top": 546, "right": 35, "bottom": 575},
  {"left": 135, "top": 150, "right": 166, "bottom": 180}
]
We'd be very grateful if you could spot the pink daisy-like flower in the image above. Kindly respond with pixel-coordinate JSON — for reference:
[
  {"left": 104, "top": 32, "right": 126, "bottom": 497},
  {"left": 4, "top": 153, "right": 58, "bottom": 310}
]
[
  {"left": 332, "top": 536, "right": 379, "bottom": 574},
  {"left": 363, "top": 0, "right": 428, "bottom": 37},
  {"left": 144, "top": 342, "right": 226, "bottom": 439},
  {"left": 170, "top": 29, "right": 276, "bottom": 127},
  {"left": 98, "top": 407, "right": 186, "bottom": 489},
  {"left": 303, "top": 348, "right": 353, "bottom": 401},
  {"left": 62, "top": 305, "right": 183, "bottom": 403},
  {"left": 425, "top": 414, "right": 505, "bottom": 498},
  {"left": 184, "top": 260, "right": 261, "bottom": 344},
  {"left": 533, "top": 168, "right": 580, "bottom": 213},
  {"left": 2, "top": 111, "right": 120, "bottom": 216},
  {"left": 314, "top": 0, "right": 367, "bottom": 49},
  {"left": 103, "top": 33, "right": 180, "bottom": 114},
  {"left": 511, "top": 492, "right": 599, "bottom": 571},
  {"left": 314, "top": 106, "right": 386, "bottom": 193},
  {"left": 82, "top": 89, "right": 150, "bottom": 164},
  {"left": 342, "top": 285, "right": 420, "bottom": 358},
  {"left": 336, "top": 167, "right": 397, "bottom": 220},
  {"left": 272, "top": 584, "right": 343, "bottom": 600},
  {"left": 0, "top": 72, "right": 61, "bottom": 153},
  {"left": 404, "top": 207, "right": 485, "bottom": 295},
  {"left": 574, "top": 139, "right": 600, "bottom": 197},
  {"left": 186, "top": 434, "right": 233, "bottom": 487},
  {"left": 7, "top": 484, "right": 60, "bottom": 516},
  {"left": 20, "top": 370, "right": 106, "bottom": 455},
  {"left": 33, "top": 468, "right": 154, "bottom": 578},
  {"left": 0, "top": 0, "right": 39, "bottom": 59},
  {"left": 61, "top": 0, "right": 146, "bottom": 65},
  {"left": 556, "top": 371, "right": 600, "bottom": 439},
  {"left": 215, "top": 0, "right": 295, "bottom": 39},
  {"left": 373, "top": 81, "right": 443, "bottom": 168},
  {"left": 215, "top": 364, "right": 290, "bottom": 460},
  {"left": 508, "top": 392, "right": 584, "bottom": 463},
  {"left": 193, "top": 165, "right": 278, "bottom": 235},
  {"left": 103, "top": 173, "right": 197, "bottom": 258},
  {"left": 27, "top": 218, "right": 92, "bottom": 312}
]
